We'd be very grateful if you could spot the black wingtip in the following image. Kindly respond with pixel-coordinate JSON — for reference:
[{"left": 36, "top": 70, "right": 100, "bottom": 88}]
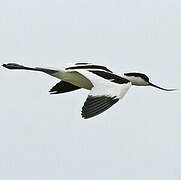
[
  {"left": 2, "top": 63, "right": 23, "bottom": 70},
  {"left": 49, "top": 91, "right": 59, "bottom": 95},
  {"left": 81, "top": 96, "right": 119, "bottom": 119},
  {"left": 2, "top": 64, "right": 8, "bottom": 68},
  {"left": 2, "top": 63, "right": 17, "bottom": 69},
  {"left": 2, "top": 63, "right": 40, "bottom": 71}
]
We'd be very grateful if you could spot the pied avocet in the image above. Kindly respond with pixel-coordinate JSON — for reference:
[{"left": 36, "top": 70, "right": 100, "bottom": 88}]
[{"left": 2, "top": 62, "right": 176, "bottom": 119}]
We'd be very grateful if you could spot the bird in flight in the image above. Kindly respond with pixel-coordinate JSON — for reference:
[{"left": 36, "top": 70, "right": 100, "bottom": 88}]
[{"left": 2, "top": 62, "right": 176, "bottom": 119}]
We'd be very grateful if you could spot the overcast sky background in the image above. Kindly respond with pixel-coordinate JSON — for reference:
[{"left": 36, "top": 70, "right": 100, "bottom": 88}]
[{"left": 1, "top": 0, "right": 181, "bottom": 179}]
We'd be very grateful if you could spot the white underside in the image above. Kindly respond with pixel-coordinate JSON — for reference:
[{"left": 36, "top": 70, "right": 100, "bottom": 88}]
[
  {"left": 45, "top": 65, "right": 131, "bottom": 100},
  {"left": 76, "top": 70, "right": 131, "bottom": 99}
]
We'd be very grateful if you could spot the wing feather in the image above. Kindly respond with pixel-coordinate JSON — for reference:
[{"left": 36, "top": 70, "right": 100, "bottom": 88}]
[
  {"left": 82, "top": 96, "right": 119, "bottom": 119},
  {"left": 75, "top": 70, "right": 131, "bottom": 119},
  {"left": 49, "top": 81, "right": 81, "bottom": 94}
]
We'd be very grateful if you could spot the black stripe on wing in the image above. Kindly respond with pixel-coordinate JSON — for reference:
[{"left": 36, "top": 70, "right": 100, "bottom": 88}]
[
  {"left": 81, "top": 95, "right": 119, "bottom": 119},
  {"left": 49, "top": 81, "right": 81, "bottom": 94},
  {"left": 89, "top": 70, "right": 130, "bottom": 84},
  {"left": 65, "top": 65, "right": 112, "bottom": 73},
  {"left": 75, "top": 63, "right": 89, "bottom": 65}
]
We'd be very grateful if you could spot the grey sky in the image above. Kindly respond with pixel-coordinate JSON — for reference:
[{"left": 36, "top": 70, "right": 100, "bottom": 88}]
[{"left": 1, "top": 0, "right": 181, "bottom": 179}]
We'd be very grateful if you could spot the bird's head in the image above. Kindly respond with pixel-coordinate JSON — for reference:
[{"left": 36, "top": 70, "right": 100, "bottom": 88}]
[{"left": 123, "top": 72, "right": 176, "bottom": 91}]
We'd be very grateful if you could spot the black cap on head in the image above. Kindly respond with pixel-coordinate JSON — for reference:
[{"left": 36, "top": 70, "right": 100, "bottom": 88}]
[{"left": 124, "top": 72, "right": 149, "bottom": 82}]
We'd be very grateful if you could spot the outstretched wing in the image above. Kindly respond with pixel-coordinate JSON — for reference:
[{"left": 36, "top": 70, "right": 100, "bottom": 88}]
[
  {"left": 49, "top": 81, "right": 81, "bottom": 94},
  {"left": 82, "top": 95, "right": 119, "bottom": 119},
  {"left": 75, "top": 70, "right": 131, "bottom": 119}
]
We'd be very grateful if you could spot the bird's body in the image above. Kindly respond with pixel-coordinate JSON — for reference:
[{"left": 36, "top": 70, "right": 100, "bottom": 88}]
[{"left": 2, "top": 62, "right": 176, "bottom": 119}]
